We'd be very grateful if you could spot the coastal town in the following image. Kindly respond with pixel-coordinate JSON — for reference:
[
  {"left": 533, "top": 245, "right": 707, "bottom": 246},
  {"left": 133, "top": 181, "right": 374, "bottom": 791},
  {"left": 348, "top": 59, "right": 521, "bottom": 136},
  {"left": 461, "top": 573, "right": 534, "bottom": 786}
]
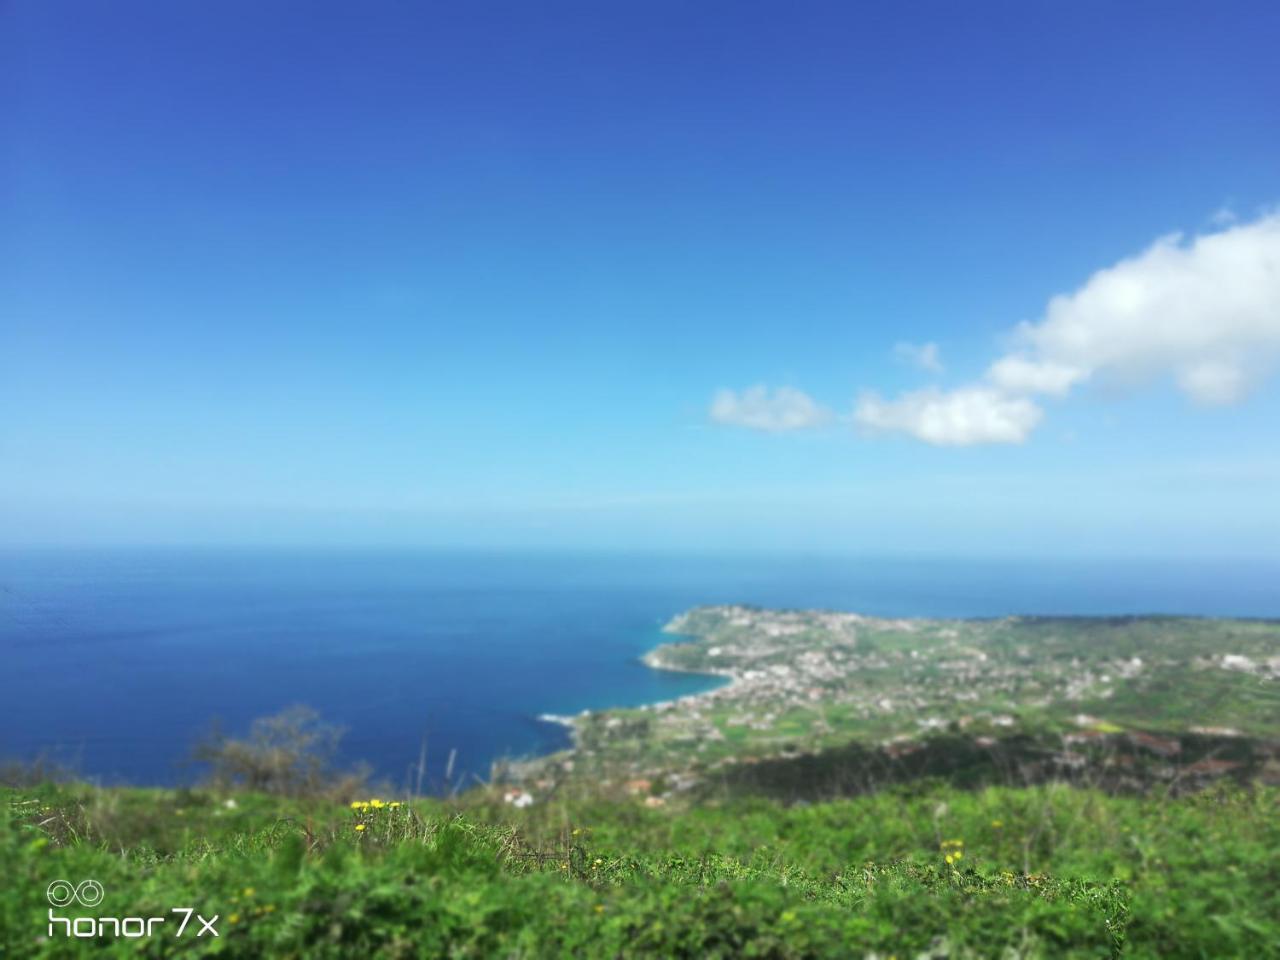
[{"left": 514, "top": 605, "right": 1280, "bottom": 803}]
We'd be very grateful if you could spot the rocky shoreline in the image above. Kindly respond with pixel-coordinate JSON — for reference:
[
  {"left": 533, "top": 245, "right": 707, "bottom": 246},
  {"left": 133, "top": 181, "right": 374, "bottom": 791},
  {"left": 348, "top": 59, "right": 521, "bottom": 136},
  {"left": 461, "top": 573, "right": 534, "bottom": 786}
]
[{"left": 535, "top": 614, "right": 739, "bottom": 744}]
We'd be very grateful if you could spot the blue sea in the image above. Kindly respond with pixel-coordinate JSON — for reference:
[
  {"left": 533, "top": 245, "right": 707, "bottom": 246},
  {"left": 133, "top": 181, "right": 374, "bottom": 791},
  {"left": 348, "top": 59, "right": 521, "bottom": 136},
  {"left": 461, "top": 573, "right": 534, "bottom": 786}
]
[{"left": 2, "top": 549, "right": 1277, "bottom": 790}]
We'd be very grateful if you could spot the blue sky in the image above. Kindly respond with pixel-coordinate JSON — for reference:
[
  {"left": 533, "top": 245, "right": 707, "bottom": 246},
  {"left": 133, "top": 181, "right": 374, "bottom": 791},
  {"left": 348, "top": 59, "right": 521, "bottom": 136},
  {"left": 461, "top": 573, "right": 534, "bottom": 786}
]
[{"left": 3, "top": 1, "right": 1279, "bottom": 554}]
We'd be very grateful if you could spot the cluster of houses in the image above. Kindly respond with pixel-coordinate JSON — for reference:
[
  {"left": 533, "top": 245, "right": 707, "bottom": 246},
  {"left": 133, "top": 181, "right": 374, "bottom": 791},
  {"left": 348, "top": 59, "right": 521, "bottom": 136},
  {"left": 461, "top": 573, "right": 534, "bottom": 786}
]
[{"left": 522, "top": 607, "right": 1280, "bottom": 798}]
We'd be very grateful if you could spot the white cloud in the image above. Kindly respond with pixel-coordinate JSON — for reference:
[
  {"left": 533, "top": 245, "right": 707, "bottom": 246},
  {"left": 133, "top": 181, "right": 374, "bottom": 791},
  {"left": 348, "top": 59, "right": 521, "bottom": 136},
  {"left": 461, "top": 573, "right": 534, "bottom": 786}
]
[
  {"left": 1176, "top": 359, "right": 1249, "bottom": 405},
  {"left": 853, "top": 387, "right": 1042, "bottom": 446},
  {"left": 709, "top": 212, "right": 1280, "bottom": 446},
  {"left": 1210, "top": 206, "right": 1237, "bottom": 227},
  {"left": 856, "top": 210, "right": 1280, "bottom": 445},
  {"left": 893, "top": 340, "right": 944, "bottom": 373},
  {"left": 710, "top": 385, "right": 830, "bottom": 432},
  {"left": 995, "top": 212, "right": 1280, "bottom": 406},
  {"left": 986, "top": 355, "right": 1086, "bottom": 396}
]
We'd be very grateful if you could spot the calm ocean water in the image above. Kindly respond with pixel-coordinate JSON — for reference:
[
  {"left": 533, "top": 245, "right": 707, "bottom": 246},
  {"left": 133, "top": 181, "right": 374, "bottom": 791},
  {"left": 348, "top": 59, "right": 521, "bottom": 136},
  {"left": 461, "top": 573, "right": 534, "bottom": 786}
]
[{"left": 1, "top": 549, "right": 1277, "bottom": 789}]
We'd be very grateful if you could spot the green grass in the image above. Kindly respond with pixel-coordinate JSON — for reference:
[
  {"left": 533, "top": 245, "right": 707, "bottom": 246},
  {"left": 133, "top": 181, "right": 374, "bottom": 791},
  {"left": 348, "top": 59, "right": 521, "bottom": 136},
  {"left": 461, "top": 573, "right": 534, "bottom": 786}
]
[
  {"left": 4, "top": 781, "right": 1277, "bottom": 958},
  {"left": 1080, "top": 666, "right": 1280, "bottom": 736}
]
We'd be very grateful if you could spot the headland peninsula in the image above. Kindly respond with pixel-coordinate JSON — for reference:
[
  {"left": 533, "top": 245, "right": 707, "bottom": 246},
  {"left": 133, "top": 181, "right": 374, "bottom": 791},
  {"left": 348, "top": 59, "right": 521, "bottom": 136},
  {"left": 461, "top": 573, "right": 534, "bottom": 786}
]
[{"left": 521, "top": 605, "right": 1280, "bottom": 802}]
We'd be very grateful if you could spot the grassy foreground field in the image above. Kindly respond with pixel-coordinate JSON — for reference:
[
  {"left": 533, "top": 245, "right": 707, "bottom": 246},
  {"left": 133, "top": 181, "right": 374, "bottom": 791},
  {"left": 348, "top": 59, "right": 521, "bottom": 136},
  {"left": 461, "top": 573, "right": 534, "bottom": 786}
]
[{"left": 3, "top": 780, "right": 1277, "bottom": 958}]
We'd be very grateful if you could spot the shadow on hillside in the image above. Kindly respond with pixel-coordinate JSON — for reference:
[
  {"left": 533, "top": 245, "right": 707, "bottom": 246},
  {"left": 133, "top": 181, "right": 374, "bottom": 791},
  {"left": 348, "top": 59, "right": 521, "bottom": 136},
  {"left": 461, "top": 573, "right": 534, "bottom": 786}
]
[{"left": 703, "top": 730, "right": 1280, "bottom": 804}]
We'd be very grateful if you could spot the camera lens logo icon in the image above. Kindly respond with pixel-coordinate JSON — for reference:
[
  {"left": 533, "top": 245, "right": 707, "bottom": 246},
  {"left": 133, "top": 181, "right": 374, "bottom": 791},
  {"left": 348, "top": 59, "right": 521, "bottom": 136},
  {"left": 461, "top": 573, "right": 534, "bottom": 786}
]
[{"left": 47, "top": 880, "right": 104, "bottom": 908}]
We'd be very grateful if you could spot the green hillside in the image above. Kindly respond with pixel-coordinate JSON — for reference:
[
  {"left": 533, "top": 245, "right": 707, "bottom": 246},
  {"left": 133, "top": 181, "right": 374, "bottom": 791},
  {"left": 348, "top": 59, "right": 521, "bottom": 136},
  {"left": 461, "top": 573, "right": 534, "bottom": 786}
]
[{"left": 4, "top": 779, "right": 1278, "bottom": 958}]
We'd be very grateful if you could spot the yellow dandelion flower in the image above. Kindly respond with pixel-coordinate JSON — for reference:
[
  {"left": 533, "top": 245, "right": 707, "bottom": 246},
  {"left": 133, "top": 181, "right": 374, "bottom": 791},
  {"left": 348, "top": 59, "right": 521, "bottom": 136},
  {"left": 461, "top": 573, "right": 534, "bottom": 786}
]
[
  {"left": 389, "top": 801, "right": 402, "bottom": 809},
  {"left": 355, "top": 824, "right": 366, "bottom": 832},
  {"left": 945, "top": 854, "right": 954, "bottom": 865},
  {"left": 350, "top": 801, "right": 362, "bottom": 810},
  {"left": 243, "top": 887, "right": 255, "bottom": 897},
  {"left": 953, "top": 851, "right": 963, "bottom": 861},
  {"left": 370, "top": 799, "right": 384, "bottom": 809}
]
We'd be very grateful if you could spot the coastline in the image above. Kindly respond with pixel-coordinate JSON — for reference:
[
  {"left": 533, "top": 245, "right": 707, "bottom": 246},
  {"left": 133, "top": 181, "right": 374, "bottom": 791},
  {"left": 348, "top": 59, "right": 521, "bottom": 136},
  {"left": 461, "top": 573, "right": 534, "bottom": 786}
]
[
  {"left": 528, "top": 613, "right": 734, "bottom": 767},
  {"left": 635, "top": 645, "right": 740, "bottom": 706},
  {"left": 516, "top": 605, "right": 1280, "bottom": 789}
]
